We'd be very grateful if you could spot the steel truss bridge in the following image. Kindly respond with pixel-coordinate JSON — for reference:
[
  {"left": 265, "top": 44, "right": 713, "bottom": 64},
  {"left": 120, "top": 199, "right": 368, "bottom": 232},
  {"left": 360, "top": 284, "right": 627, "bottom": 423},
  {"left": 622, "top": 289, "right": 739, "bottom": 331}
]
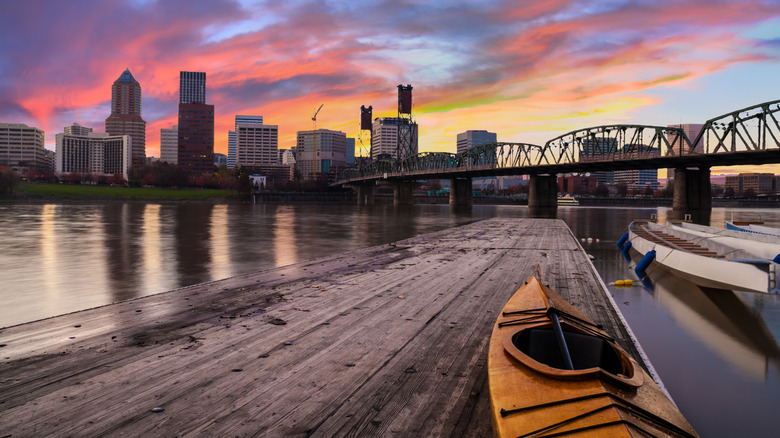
[{"left": 336, "top": 99, "right": 780, "bottom": 184}]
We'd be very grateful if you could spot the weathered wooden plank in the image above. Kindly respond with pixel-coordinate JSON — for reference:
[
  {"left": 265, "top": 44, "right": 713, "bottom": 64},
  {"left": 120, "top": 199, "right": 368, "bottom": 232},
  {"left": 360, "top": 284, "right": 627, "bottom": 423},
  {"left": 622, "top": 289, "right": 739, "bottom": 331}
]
[{"left": 0, "top": 218, "right": 647, "bottom": 437}]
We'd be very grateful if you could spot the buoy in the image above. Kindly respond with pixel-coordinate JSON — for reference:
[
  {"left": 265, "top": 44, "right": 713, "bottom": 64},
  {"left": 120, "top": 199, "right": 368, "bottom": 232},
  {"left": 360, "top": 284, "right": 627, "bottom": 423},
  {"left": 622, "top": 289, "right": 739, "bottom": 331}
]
[
  {"left": 587, "top": 237, "right": 593, "bottom": 242},
  {"left": 617, "top": 233, "right": 628, "bottom": 250},
  {"left": 615, "top": 280, "right": 625, "bottom": 286},
  {"left": 620, "top": 241, "right": 632, "bottom": 256},
  {"left": 635, "top": 250, "right": 656, "bottom": 278}
]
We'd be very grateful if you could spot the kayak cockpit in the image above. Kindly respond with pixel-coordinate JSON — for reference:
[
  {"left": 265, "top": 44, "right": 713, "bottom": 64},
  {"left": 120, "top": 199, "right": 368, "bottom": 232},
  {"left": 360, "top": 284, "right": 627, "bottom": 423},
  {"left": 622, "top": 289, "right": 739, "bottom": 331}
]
[
  {"left": 502, "top": 322, "right": 644, "bottom": 388},
  {"left": 514, "top": 327, "right": 624, "bottom": 373}
]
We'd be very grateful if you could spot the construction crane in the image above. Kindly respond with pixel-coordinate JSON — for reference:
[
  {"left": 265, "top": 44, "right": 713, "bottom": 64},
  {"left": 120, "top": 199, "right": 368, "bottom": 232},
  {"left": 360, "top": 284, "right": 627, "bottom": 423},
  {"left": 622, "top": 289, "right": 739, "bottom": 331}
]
[{"left": 312, "top": 104, "right": 324, "bottom": 131}]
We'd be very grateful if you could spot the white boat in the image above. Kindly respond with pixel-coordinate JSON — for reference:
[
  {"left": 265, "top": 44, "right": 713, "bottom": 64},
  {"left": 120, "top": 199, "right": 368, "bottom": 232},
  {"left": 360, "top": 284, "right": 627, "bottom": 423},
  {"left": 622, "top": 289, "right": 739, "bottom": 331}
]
[
  {"left": 673, "top": 221, "right": 780, "bottom": 247},
  {"left": 726, "top": 221, "right": 780, "bottom": 238},
  {"left": 626, "top": 221, "right": 779, "bottom": 294},
  {"left": 557, "top": 194, "right": 579, "bottom": 206}
]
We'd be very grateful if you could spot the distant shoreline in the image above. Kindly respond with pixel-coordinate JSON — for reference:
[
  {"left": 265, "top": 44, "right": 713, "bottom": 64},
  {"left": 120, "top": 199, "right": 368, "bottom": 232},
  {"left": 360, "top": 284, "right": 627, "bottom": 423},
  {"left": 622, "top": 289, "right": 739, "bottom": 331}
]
[
  {"left": 4, "top": 182, "right": 238, "bottom": 203},
  {"left": 5, "top": 183, "right": 780, "bottom": 208}
]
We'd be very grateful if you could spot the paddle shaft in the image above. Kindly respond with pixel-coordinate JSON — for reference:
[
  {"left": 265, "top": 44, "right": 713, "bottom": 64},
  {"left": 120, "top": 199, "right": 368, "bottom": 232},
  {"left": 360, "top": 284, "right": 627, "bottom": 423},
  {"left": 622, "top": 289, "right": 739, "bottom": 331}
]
[{"left": 548, "top": 302, "right": 574, "bottom": 370}]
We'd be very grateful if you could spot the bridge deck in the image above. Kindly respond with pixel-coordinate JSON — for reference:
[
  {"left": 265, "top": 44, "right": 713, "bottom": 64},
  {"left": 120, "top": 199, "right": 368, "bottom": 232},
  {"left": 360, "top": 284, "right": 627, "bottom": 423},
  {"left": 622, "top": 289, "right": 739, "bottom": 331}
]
[{"left": 0, "top": 218, "right": 644, "bottom": 437}]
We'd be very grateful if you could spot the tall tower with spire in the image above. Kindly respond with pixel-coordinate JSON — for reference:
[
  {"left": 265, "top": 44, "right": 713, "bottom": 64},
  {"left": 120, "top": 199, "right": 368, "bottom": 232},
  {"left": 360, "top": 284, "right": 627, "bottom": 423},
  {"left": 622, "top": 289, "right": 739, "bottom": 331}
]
[{"left": 105, "top": 68, "right": 146, "bottom": 168}]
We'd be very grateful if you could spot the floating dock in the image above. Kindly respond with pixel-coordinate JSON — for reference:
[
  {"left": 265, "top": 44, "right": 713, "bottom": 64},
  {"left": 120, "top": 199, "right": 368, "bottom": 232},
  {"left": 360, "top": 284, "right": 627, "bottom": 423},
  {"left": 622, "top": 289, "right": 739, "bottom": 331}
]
[{"left": 0, "top": 218, "right": 646, "bottom": 437}]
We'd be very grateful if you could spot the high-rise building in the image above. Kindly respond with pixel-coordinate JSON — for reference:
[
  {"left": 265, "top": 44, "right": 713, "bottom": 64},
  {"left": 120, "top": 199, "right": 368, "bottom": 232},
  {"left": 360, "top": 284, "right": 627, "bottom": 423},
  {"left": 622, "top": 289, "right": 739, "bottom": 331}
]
[
  {"left": 234, "top": 115, "right": 278, "bottom": 168},
  {"left": 236, "top": 115, "right": 262, "bottom": 125},
  {"left": 371, "top": 118, "right": 418, "bottom": 160},
  {"left": 297, "top": 129, "right": 347, "bottom": 180},
  {"left": 614, "top": 145, "right": 659, "bottom": 191},
  {"left": 667, "top": 124, "right": 705, "bottom": 155},
  {"left": 227, "top": 130, "right": 236, "bottom": 168},
  {"left": 65, "top": 123, "right": 93, "bottom": 136},
  {"left": 56, "top": 123, "right": 130, "bottom": 179},
  {"left": 457, "top": 130, "right": 499, "bottom": 189},
  {"left": 725, "top": 173, "right": 775, "bottom": 195},
  {"left": 280, "top": 149, "right": 296, "bottom": 166},
  {"left": 214, "top": 153, "right": 227, "bottom": 166},
  {"left": 105, "top": 69, "right": 146, "bottom": 168},
  {"left": 160, "top": 125, "right": 178, "bottom": 164},
  {"left": 0, "top": 123, "right": 49, "bottom": 176},
  {"left": 581, "top": 137, "right": 616, "bottom": 185},
  {"left": 666, "top": 123, "right": 705, "bottom": 181},
  {"left": 456, "top": 130, "right": 497, "bottom": 154},
  {"left": 177, "top": 71, "right": 214, "bottom": 177},
  {"left": 614, "top": 169, "right": 659, "bottom": 191},
  {"left": 179, "top": 71, "right": 206, "bottom": 104},
  {"left": 346, "top": 138, "right": 356, "bottom": 165}
]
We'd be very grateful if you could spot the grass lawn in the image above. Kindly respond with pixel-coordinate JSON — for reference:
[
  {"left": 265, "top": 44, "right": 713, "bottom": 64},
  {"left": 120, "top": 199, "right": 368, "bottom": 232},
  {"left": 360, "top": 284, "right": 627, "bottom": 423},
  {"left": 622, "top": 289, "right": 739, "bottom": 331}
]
[{"left": 16, "top": 183, "right": 234, "bottom": 200}]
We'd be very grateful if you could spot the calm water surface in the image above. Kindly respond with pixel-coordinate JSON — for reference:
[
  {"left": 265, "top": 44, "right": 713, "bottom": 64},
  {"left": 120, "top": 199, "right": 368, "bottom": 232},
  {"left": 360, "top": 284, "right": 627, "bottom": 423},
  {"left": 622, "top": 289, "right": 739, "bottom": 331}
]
[{"left": 1, "top": 202, "right": 779, "bottom": 437}]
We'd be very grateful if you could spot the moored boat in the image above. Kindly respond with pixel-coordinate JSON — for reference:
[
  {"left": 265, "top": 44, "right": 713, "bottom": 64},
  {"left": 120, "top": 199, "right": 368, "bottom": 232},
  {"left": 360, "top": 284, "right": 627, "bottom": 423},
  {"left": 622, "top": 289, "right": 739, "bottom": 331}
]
[
  {"left": 673, "top": 221, "right": 780, "bottom": 245},
  {"left": 626, "top": 221, "right": 778, "bottom": 294},
  {"left": 488, "top": 275, "right": 698, "bottom": 437},
  {"left": 557, "top": 194, "right": 579, "bottom": 206},
  {"left": 726, "top": 221, "right": 780, "bottom": 238}
]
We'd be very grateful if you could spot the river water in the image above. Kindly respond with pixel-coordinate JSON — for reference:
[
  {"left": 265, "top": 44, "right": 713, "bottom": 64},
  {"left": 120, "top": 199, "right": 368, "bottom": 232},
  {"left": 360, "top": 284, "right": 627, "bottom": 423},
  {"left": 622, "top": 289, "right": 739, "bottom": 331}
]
[{"left": 1, "top": 202, "right": 778, "bottom": 437}]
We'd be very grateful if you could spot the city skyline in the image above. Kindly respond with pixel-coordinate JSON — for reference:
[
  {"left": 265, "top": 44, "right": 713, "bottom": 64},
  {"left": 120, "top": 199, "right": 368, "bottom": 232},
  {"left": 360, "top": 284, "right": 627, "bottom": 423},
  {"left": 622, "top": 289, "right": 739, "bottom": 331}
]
[{"left": 2, "top": 0, "right": 780, "bottom": 176}]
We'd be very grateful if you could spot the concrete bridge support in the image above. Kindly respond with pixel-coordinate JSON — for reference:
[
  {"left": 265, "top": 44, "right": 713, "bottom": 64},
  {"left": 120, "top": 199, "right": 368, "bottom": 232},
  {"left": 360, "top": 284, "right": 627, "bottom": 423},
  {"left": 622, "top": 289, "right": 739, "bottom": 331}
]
[
  {"left": 392, "top": 182, "right": 415, "bottom": 206},
  {"left": 449, "top": 178, "right": 472, "bottom": 209},
  {"left": 528, "top": 174, "right": 558, "bottom": 218},
  {"left": 672, "top": 167, "right": 712, "bottom": 224},
  {"left": 355, "top": 183, "right": 375, "bottom": 206}
]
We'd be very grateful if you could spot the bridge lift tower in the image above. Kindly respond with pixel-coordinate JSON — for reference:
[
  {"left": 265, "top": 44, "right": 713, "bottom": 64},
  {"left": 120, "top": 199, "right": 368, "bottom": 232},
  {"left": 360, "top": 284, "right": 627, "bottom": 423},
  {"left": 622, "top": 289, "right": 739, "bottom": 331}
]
[
  {"left": 397, "top": 84, "right": 415, "bottom": 163},
  {"left": 360, "top": 104, "right": 373, "bottom": 160}
]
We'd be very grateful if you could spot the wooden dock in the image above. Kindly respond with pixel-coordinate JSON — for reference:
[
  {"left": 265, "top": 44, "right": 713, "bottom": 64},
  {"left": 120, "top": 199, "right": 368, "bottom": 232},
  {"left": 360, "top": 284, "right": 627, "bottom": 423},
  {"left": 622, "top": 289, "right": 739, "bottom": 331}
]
[{"left": 0, "top": 218, "right": 645, "bottom": 437}]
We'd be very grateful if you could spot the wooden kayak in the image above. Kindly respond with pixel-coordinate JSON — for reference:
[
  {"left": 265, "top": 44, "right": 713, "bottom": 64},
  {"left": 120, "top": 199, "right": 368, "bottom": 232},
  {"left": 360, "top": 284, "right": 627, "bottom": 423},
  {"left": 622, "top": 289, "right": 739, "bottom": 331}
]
[{"left": 488, "top": 276, "right": 698, "bottom": 437}]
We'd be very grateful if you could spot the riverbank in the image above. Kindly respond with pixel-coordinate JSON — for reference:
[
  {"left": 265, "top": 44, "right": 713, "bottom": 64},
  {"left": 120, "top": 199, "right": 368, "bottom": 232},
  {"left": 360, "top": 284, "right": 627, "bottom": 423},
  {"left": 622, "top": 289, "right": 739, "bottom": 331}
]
[
  {"left": 7, "top": 182, "right": 236, "bottom": 202},
  {"left": 8, "top": 183, "right": 780, "bottom": 208}
]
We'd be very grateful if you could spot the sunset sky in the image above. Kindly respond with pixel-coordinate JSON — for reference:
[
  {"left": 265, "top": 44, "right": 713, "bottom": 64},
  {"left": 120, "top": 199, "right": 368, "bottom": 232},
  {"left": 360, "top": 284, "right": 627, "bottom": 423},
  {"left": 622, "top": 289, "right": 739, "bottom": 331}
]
[{"left": 2, "top": 0, "right": 780, "bottom": 176}]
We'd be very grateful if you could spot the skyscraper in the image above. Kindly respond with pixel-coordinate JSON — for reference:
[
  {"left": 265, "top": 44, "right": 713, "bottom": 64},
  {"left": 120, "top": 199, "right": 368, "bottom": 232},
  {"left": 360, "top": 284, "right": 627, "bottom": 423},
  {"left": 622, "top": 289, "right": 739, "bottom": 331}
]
[
  {"left": 234, "top": 115, "right": 277, "bottom": 168},
  {"left": 0, "top": 123, "right": 48, "bottom": 175},
  {"left": 56, "top": 123, "right": 130, "bottom": 179},
  {"left": 160, "top": 125, "right": 178, "bottom": 164},
  {"left": 227, "top": 130, "right": 236, "bottom": 168},
  {"left": 456, "top": 130, "right": 496, "bottom": 154},
  {"left": 105, "top": 69, "right": 146, "bottom": 168},
  {"left": 666, "top": 123, "right": 704, "bottom": 181},
  {"left": 297, "top": 129, "right": 346, "bottom": 180},
  {"left": 177, "top": 71, "right": 214, "bottom": 177},
  {"left": 371, "top": 118, "right": 418, "bottom": 160},
  {"left": 179, "top": 71, "right": 206, "bottom": 104}
]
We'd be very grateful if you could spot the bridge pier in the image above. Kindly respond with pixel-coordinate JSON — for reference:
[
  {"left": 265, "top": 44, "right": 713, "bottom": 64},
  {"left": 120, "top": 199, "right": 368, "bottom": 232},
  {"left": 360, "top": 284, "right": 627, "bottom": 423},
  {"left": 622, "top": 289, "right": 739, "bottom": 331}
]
[
  {"left": 672, "top": 167, "right": 711, "bottom": 224},
  {"left": 449, "top": 178, "right": 472, "bottom": 209},
  {"left": 355, "top": 183, "right": 375, "bottom": 206},
  {"left": 528, "top": 174, "right": 558, "bottom": 218},
  {"left": 392, "top": 182, "right": 415, "bottom": 206}
]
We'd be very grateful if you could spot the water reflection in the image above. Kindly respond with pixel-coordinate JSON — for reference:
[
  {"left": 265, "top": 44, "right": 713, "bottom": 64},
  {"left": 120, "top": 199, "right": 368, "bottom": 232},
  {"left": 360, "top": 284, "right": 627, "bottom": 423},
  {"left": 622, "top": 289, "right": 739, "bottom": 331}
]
[
  {"left": 40, "top": 204, "right": 58, "bottom": 302},
  {"left": 209, "top": 205, "right": 231, "bottom": 280},
  {"left": 273, "top": 206, "right": 297, "bottom": 267},
  {"left": 140, "top": 204, "right": 164, "bottom": 293},
  {"left": 173, "top": 204, "right": 213, "bottom": 287},
  {"left": 636, "top": 262, "right": 780, "bottom": 380}
]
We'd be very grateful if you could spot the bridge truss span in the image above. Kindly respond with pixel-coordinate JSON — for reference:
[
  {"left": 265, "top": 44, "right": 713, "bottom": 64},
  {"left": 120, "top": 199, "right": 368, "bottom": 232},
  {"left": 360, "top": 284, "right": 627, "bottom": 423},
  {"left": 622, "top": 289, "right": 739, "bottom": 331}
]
[
  {"left": 398, "top": 143, "right": 547, "bottom": 174},
  {"left": 696, "top": 99, "right": 780, "bottom": 154},
  {"left": 544, "top": 124, "right": 687, "bottom": 164},
  {"left": 335, "top": 98, "right": 780, "bottom": 185}
]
